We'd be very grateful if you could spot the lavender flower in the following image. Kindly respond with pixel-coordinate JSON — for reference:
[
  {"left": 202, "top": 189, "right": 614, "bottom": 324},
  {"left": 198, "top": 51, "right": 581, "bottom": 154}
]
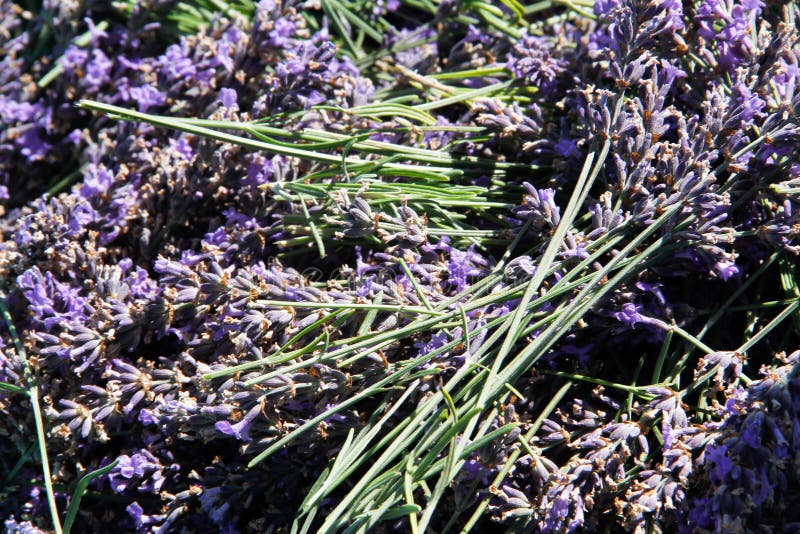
[
  {"left": 696, "top": 0, "right": 764, "bottom": 71},
  {"left": 507, "top": 33, "right": 565, "bottom": 95},
  {"left": 108, "top": 450, "right": 166, "bottom": 494},
  {"left": 513, "top": 183, "right": 561, "bottom": 230},
  {"left": 2, "top": 1, "right": 800, "bottom": 532}
]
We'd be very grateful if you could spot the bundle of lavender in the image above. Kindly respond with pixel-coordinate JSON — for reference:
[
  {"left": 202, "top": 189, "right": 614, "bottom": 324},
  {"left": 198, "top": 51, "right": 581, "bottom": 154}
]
[{"left": 1, "top": 0, "right": 799, "bottom": 532}]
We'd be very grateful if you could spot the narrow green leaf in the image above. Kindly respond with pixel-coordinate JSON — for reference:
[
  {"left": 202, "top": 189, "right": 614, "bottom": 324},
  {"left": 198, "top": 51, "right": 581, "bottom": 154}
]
[
  {"left": 0, "top": 381, "right": 27, "bottom": 395},
  {"left": 63, "top": 459, "right": 121, "bottom": 534}
]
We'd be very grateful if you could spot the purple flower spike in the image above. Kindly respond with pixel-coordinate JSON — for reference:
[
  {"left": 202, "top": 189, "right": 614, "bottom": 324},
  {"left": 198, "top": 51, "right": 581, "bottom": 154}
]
[
  {"left": 713, "top": 260, "right": 739, "bottom": 281},
  {"left": 126, "top": 502, "right": 163, "bottom": 530},
  {"left": 508, "top": 33, "right": 565, "bottom": 95},
  {"left": 215, "top": 404, "right": 261, "bottom": 442},
  {"left": 129, "top": 85, "right": 166, "bottom": 112},
  {"left": 108, "top": 451, "right": 165, "bottom": 494},
  {"left": 80, "top": 164, "right": 114, "bottom": 199},
  {"left": 514, "top": 183, "right": 561, "bottom": 230},
  {"left": 218, "top": 87, "right": 238, "bottom": 109}
]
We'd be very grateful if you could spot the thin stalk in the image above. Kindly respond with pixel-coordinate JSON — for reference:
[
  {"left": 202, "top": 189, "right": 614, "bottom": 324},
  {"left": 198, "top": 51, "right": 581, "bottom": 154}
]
[
  {"left": 0, "top": 296, "right": 63, "bottom": 534},
  {"left": 62, "top": 460, "right": 120, "bottom": 534},
  {"left": 250, "top": 300, "right": 442, "bottom": 315},
  {"left": 413, "top": 81, "right": 511, "bottom": 111},
  {"left": 78, "top": 101, "right": 461, "bottom": 178},
  {"left": 665, "top": 252, "right": 779, "bottom": 384},
  {"left": 737, "top": 299, "right": 800, "bottom": 355},
  {"left": 651, "top": 328, "right": 674, "bottom": 384},
  {"left": 430, "top": 66, "right": 508, "bottom": 80},
  {"left": 539, "top": 369, "right": 652, "bottom": 395}
]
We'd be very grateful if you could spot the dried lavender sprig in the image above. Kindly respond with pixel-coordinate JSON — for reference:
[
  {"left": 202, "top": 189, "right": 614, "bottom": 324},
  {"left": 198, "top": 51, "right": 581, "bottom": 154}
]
[
  {"left": 312, "top": 219, "right": 679, "bottom": 530},
  {"left": 78, "top": 100, "right": 539, "bottom": 181},
  {"left": 75, "top": 101, "right": 421, "bottom": 169},
  {"left": 99, "top": 107, "right": 531, "bottom": 172},
  {"left": 278, "top": 181, "right": 507, "bottom": 206},
  {"left": 267, "top": 127, "right": 493, "bottom": 166},
  {"left": 213, "top": 228, "right": 627, "bottom": 384},
  {"left": 422, "top": 93, "right": 621, "bottom": 527},
  {"left": 238, "top": 299, "right": 443, "bottom": 315},
  {"left": 243, "top": 234, "right": 630, "bottom": 479},
  {"left": 0, "top": 294, "right": 62, "bottom": 534},
  {"left": 316, "top": 184, "right": 692, "bottom": 530}
]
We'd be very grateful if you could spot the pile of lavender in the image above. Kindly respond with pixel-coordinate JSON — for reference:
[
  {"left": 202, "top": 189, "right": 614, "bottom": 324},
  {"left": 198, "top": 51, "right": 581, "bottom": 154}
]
[{"left": 2, "top": 0, "right": 800, "bottom": 531}]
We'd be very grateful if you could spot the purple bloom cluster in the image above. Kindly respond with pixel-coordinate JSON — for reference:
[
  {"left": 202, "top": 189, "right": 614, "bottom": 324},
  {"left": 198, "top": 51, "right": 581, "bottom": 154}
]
[{"left": 1, "top": 0, "right": 800, "bottom": 532}]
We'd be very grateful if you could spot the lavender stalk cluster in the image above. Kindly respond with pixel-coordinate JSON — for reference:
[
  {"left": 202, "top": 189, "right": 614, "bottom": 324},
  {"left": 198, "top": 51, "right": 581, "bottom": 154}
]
[{"left": 1, "top": 0, "right": 800, "bottom": 532}]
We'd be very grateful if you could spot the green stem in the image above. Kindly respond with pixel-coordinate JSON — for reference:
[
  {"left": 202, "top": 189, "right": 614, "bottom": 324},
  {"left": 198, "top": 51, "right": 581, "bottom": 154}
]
[{"left": 63, "top": 460, "right": 121, "bottom": 534}]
